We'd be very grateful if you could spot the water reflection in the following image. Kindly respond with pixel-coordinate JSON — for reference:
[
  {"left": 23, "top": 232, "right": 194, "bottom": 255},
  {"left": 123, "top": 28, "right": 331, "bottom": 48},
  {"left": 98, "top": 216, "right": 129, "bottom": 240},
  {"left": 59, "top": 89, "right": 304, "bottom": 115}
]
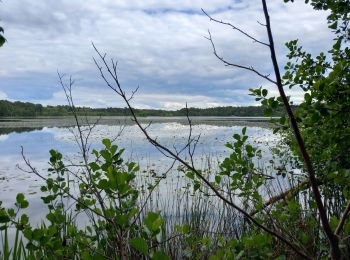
[
  {"left": 0, "top": 127, "right": 44, "bottom": 135},
  {"left": 0, "top": 116, "right": 272, "bottom": 130},
  {"left": 0, "top": 121, "right": 278, "bottom": 225}
]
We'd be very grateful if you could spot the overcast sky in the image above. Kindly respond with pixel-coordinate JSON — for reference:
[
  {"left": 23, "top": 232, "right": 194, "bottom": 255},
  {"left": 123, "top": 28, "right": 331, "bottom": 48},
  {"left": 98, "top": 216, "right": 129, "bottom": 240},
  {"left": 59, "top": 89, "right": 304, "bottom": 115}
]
[{"left": 0, "top": 0, "right": 333, "bottom": 109}]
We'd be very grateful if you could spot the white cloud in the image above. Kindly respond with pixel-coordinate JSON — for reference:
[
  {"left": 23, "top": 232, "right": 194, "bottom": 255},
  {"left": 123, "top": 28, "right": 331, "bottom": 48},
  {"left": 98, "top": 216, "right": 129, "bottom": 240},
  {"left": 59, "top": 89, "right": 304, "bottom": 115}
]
[
  {"left": 133, "top": 93, "right": 242, "bottom": 109},
  {"left": 0, "top": 135, "right": 9, "bottom": 142},
  {"left": 33, "top": 85, "right": 252, "bottom": 110},
  {"left": 0, "top": 91, "right": 8, "bottom": 100},
  {"left": 263, "top": 84, "right": 305, "bottom": 104},
  {"left": 0, "top": 0, "right": 334, "bottom": 108}
]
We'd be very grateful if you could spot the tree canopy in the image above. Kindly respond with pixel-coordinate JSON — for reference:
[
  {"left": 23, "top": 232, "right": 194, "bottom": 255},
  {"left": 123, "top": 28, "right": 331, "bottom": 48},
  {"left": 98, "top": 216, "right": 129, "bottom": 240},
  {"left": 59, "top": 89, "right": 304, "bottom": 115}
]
[{"left": 0, "top": 99, "right": 285, "bottom": 117}]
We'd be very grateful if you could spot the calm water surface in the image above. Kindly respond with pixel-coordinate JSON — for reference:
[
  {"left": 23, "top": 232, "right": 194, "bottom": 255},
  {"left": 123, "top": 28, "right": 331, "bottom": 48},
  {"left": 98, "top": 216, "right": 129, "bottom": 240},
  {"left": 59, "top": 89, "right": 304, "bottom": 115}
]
[{"left": 0, "top": 118, "right": 278, "bottom": 224}]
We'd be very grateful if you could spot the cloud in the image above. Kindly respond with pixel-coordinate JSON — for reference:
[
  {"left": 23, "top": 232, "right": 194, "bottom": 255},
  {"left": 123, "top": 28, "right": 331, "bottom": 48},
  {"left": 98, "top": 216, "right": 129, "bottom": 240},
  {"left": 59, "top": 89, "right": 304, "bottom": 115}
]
[
  {"left": 30, "top": 84, "right": 254, "bottom": 109},
  {"left": 0, "top": 90, "right": 8, "bottom": 100},
  {"left": 262, "top": 84, "right": 305, "bottom": 104},
  {"left": 0, "top": 0, "right": 333, "bottom": 109},
  {"left": 0, "top": 135, "right": 9, "bottom": 142}
]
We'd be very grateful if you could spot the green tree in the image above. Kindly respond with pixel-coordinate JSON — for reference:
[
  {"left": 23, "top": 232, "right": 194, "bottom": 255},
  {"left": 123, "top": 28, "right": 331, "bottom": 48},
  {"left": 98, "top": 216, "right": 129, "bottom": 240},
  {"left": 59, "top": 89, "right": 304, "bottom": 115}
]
[
  {"left": 282, "top": 0, "right": 350, "bottom": 197},
  {"left": 1, "top": 0, "right": 349, "bottom": 259},
  {"left": 92, "top": 0, "right": 349, "bottom": 258},
  {"left": 250, "top": 0, "right": 349, "bottom": 258},
  {"left": 281, "top": 3, "right": 349, "bottom": 258}
]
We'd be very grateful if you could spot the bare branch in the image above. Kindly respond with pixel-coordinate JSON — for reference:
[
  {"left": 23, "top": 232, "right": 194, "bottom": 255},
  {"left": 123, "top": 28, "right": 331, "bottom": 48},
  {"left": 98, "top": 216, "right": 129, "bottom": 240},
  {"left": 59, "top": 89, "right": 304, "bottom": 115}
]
[
  {"left": 250, "top": 179, "right": 318, "bottom": 216},
  {"left": 202, "top": 8, "right": 270, "bottom": 47},
  {"left": 19, "top": 146, "right": 109, "bottom": 221},
  {"left": 261, "top": 0, "right": 341, "bottom": 258},
  {"left": 58, "top": 72, "right": 115, "bottom": 226},
  {"left": 128, "top": 85, "right": 139, "bottom": 102},
  {"left": 257, "top": 20, "right": 267, "bottom": 27},
  {"left": 205, "top": 30, "right": 277, "bottom": 85},
  {"left": 335, "top": 200, "right": 350, "bottom": 236},
  {"left": 92, "top": 43, "right": 312, "bottom": 260}
]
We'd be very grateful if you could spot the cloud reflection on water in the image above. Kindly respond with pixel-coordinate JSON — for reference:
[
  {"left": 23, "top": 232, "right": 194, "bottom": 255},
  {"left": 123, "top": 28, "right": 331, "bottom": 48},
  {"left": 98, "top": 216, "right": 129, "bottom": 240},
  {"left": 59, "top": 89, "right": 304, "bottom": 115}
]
[{"left": 0, "top": 122, "right": 278, "bottom": 225}]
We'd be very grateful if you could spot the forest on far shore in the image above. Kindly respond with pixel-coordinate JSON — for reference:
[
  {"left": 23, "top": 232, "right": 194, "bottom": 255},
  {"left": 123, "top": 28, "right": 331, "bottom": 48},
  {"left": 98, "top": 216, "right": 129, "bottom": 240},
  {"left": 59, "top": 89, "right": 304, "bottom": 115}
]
[{"left": 0, "top": 99, "right": 287, "bottom": 117}]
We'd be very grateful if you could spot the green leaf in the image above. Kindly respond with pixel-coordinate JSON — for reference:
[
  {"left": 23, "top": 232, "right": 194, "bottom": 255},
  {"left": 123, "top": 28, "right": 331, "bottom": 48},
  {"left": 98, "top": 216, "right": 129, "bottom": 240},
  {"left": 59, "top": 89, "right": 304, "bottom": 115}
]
[
  {"left": 102, "top": 138, "right": 111, "bottom": 149},
  {"left": 89, "top": 162, "right": 100, "bottom": 171},
  {"left": 246, "top": 144, "right": 253, "bottom": 154},
  {"left": 194, "top": 182, "right": 200, "bottom": 192},
  {"left": 0, "top": 215, "right": 10, "bottom": 223},
  {"left": 20, "top": 214, "right": 29, "bottom": 225},
  {"left": 128, "top": 162, "right": 137, "bottom": 172},
  {"left": 41, "top": 195, "right": 55, "bottom": 204},
  {"left": 329, "top": 21, "right": 337, "bottom": 30},
  {"left": 0, "top": 35, "right": 5, "bottom": 47},
  {"left": 116, "top": 214, "right": 129, "bottom": 227},
  {"left": 233, "top": 134, "right": 241, "bottom": 140},
  {"left": 304, "top": 93, "right": 312, "bottom": 103},
  {"left": 152, "top": 251, "right": 169, "bottom": 260},
  {"left": 32, "top": 228, "right": 44, "bottom": 241},
  {"left": 129, "top": 237, "right": 148, "bottom": 255},
  {"left": 23, "top": 228, "right": 33, "bottom": 239},
  {"left": 144, "top": 211, "right": 163, "bottom": 232},
  {"left": 271, "top": 100, "right": 279, "bottom": 109},
  {"left": 16, "top": 193, "right": 29, "bottom": 208},
  {"left": 225, "top": 143, "right": 233, "bottom": 149},
  {"left": 16, "top": 193, "right": 25, "bottom": 203},
  {"left": 279, "top": 116, "right": 286, "bottom": 125},
  {"left": 110, "top": 144, "right": 118, "bottom": 155},
  {"left": 182, "top": 223, "right": 190, "bottom": 234},
  {"left": 215, "top": 175, "right": 221, "bottom": 184},
  {"left": 7, "top": 208, "right": 15, "bottom": 217},
  {"left": 330, "top": 216, "right": 339, "bottom": 230},
  {"left": 100, "top": 150, "right": 111, "bottom": 161},
  {"left": 97, "top": 179, "right": 110, "bottom": 190},
  {"left": 262, "top": 89, "right": 268, "bottom": 97},
  {"left": 186, "top": 171, "right": 195, "bottom": 180},
  {"left": 92, "top": 149, "right": 99, "bottom": 157}
]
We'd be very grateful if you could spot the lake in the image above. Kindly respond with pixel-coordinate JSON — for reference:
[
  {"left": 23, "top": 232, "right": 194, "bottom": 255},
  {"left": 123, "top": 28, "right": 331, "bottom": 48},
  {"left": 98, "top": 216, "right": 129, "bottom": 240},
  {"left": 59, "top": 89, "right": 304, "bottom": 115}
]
[{"left": 0, "top": 116, "right": 283, "bottom": 226}]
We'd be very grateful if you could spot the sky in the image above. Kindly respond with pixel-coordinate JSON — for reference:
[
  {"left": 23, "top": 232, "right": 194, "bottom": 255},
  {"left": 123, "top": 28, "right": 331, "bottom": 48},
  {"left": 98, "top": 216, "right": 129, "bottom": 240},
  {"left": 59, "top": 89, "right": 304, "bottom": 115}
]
[{"left": 0, "top": 0, "right": 334, "bottom": 109}]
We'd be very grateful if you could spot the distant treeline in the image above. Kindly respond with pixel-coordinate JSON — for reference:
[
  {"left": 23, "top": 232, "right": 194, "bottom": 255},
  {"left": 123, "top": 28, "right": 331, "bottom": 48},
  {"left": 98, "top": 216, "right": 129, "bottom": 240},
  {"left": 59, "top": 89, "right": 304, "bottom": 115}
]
[{"left": 0, "top": 99, "right": 286, "bottom": 117}]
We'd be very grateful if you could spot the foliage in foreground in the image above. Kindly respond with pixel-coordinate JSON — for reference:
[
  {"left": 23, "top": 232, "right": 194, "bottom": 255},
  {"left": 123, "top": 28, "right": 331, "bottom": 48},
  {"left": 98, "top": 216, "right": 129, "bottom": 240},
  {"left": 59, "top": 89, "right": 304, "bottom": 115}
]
[
  {"left": 1, "top": 0, "right": 350, "bottom": 259},
  {"left": 0, "top": 139, "right": 169, "bottom": 259},
  {"left": 0, "top": 124, "right": 349, "bottom": 259},
  {"left": 0, "top": 135, "right": 278, "bottom": 260}
]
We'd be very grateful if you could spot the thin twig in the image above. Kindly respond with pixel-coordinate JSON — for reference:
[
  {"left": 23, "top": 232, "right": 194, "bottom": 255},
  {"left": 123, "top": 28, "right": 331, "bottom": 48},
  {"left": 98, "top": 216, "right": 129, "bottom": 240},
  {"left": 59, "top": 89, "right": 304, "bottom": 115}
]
[
  {"left": 19, "top": 147, "right": 109, "bottom": 221},
  {"left": 92, "top": 43, "right": 312, "bottom": 260},
  {"left": 202, "top": 8, "right": 269, "bottom": 47},
  {"left": 335, "top": 200, "right": 350, "bottom": 236},
  {"left": 261, "top": 0, "right": 341, "bottom": 258},
  {"left": 205, "top": 30, "right": 277, "bottom": 85}
]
